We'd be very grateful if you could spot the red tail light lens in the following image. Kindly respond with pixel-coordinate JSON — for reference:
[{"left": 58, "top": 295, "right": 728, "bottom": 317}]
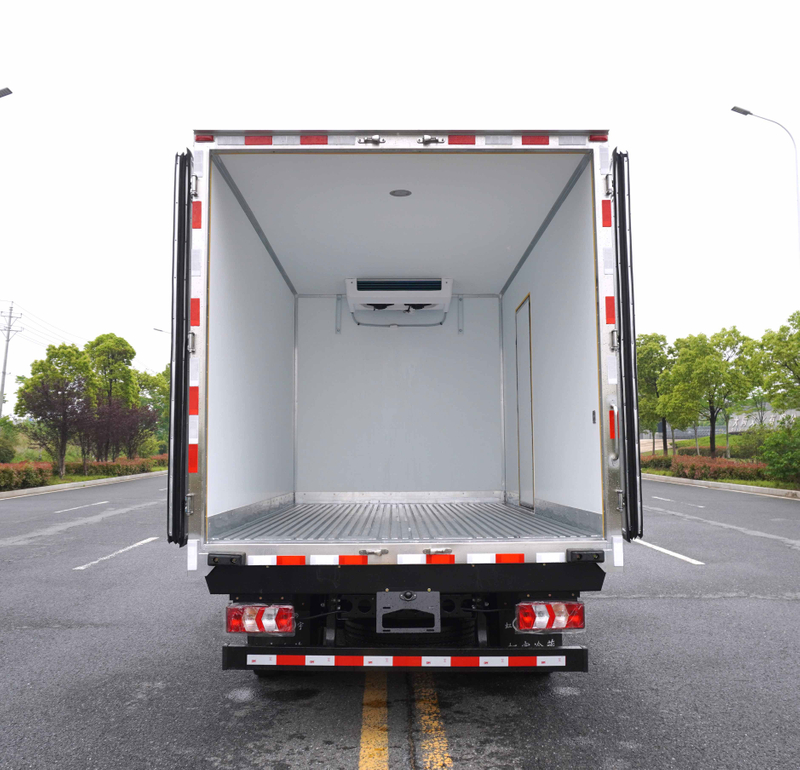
[
  {"left": 226, "top": 604, "right": 295, "bottom": 635},
  {"left": 516, "top": 601, "right": 584, "bottom": 632}
]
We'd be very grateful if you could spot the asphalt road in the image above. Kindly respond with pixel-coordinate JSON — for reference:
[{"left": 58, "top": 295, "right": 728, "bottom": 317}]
[{"left": 1, "top": 474, "right": 799, "bottom": 769}]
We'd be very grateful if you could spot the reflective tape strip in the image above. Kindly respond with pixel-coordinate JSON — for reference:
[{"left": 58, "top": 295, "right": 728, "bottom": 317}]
[
  {"left": 522, "top": 135, "right": 549, "bottom": 145},
  {"left": 310, "top": 555, "right": 369, "bottom": 565},
  {"left": 467, "top": 553, "right": 525, "bottom": 564},
  {"left": 193, "top": 151, "right": 205, "bottom": 178},
  {"left": 558, "top": 135, "right": 587, "bottom": 146},
  {"left": 195, "top": 134, "right": 214, "bottom": 142},
  {"left": 192, "top": 200, "right": 202, "bottom": 229},
  {"left": 426, "top": 554, "right": 455, "bottom": 564},
  {"left": 191, "top": 248, "right": 203, "bottom": 276},
  {"left": 535, "top": 551, "right": 566, "bottom": 563},
  {"left": 305, "top": 656, "right": 335, "bottom": 666},
  {"left": 448, "top": 135, "right": 475, "bottom": 144},
  {"left": 423, "top": 656, "right": 451, "bottom": 667},
  {"left": 273, "top": 135, "right": 300, "bottom": 145},
  {"left": 393, "top": 656, "right": 422, "bottom": 667},
  {"left": 248, "top": 555, "right": 278, "bottom": 566},
  {"left": 485, "top": 135, "right": 512, "bottom": 145},
  {"left": 300, "top": 135, "right": 327, "bottom": 145},
  {"left": 190, "top": 298, "right": 200, "bottom": 327},
  {"left": 329, "top": 135, "right": 356, "bottom": 145},
  {"left": 480, "top": 657, "right": 508, "bottom": 667},
  {"left": 609, "top": 409, "right": 617, "bottom": 440},
  {"left": 188, "top": 415, "right": 199, "bottom": 443},
  {"left": 187, "top": 539, "right": 199, "bottom": 571},
  {"left": 188, "top": 386, "right": 199, "bottom": 415},
  {"left": 605, "top": 296, "right": 616, "bottom": 325},
  {"left": 276, "top": 555, "right": 306, "bottom": 566},
  {"left": 216, "top": 135, "right": 245, "bottom": 145},
  {"left": 398, "top": 554, "right": 426, "bottom": 564},
  {"left": 245, "top": 135, "right": 272, "bottom": 145},
  {"left": 589, "top": 134, "right": 608, "bottom": 142},
  {"left": 602, "top": 199, "right": 612, "bottom": 227},
  {"left": 363, "top": 657, "right": 393, "bottom": 667},
  {"left": 188, "top": 444, "right": 198, "bottom": 474},
  {"left": 248, "top": 654, "right": 277, "bottom": 665}
]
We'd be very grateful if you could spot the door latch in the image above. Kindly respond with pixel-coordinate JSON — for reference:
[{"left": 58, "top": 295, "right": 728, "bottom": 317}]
[
  {"left": 358, "top": 135, "right": 385, "bottom": 145},
  {"left": 359, "top": 548, "right": 389, "bottom": 556},
  {"left": 185, "top": 493, "right": 195, "bottom": 516},
  {"left": 187, "top": 331, "right": 196, "bottom": 354},
  {"left": 417, "top": 135, "right": 444, "bottom": 145},
  {"left": 423, "top": 547, "right": 452, "bottom": 554}
]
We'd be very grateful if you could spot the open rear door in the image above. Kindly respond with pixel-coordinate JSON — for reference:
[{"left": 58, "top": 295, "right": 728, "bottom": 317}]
[
  {"left": 168, "top": 151, "right": 192, "bottom": 546},
  {"left": 613, "top": 150, "right": 643, "bottom": 541}
]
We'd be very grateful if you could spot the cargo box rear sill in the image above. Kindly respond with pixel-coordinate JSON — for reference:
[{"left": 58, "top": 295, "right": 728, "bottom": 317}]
[{"left": 208, "top": 500, "right": 595, "bottom": 542}]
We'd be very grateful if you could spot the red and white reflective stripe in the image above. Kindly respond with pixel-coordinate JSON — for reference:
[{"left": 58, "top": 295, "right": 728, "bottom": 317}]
[
  {"left": 398, "top": 554, "right": 456, "bottom": 565},
  {"left": 247, "top": 555, "right": 307, "bottom": 566},
  {"left": 246, "top": 654, "right": 566, "bottom": 668},
  {"left": 448, "top": 134, "right": 475, "bottom": 145},
  {"left": 466, "top": 553, "right": 525, "bottom": 564},
  {"left": 309, "top": 554, "right": 368, "bottom": 565}
]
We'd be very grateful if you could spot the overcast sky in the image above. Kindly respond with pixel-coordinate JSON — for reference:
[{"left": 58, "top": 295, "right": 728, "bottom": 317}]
[{"left": 2, "top": 1, "right": 799, "bottom": 412}]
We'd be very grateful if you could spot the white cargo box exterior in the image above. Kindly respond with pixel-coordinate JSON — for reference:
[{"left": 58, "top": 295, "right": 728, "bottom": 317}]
[{"left": 168, "top": 130, "right": 641, "bottom": 573}]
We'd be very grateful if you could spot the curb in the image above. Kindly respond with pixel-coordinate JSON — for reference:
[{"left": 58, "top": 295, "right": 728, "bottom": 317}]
[
  {"left": 642, "top": 472, "right": 800, "bottom": 500},
  {"left": 0, "top": 470, "right": 168, "bottom": 501}
]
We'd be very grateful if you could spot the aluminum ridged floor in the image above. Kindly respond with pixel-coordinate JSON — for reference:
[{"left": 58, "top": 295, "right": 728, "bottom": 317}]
[{"left": 214, "top": 501, "right": 591, "bottom": 543}]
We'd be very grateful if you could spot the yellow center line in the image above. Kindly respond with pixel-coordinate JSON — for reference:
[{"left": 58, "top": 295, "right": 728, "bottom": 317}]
[
  {"left": 359, "top": 668, "right": 389, "bottom": 770},
  {"left": 413, "top": 671, "right": 454, "bottom": 769}
]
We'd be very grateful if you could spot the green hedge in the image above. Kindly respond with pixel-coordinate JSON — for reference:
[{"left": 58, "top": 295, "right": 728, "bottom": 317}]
[
  {"left": 0, "top": 454, "right": 170, "bottom": 492},
  {"left": 641, "top": 453, "right": 768, "bottom": 482},
  {"left": 0, "top": 463, "right": 53, "bottom": 491}
]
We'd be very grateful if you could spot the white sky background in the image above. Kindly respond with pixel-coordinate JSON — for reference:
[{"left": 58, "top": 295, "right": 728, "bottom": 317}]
[{"left": 1, "top": 0, "right": 799, "bottom": 411}]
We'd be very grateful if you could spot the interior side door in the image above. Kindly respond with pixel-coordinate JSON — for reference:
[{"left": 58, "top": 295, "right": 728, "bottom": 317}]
[{"left": 515, "top": 296, "right": 535, "bottom": 509}]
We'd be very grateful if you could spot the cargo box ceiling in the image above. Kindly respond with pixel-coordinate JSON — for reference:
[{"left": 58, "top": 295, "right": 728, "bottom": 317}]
[{"left": 214, "top": 152, "right": 587, "bottom": 294}]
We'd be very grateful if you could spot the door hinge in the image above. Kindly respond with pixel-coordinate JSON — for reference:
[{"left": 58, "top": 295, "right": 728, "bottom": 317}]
[
  {"left": 610, "top": 329, "right": 619, "bottom": 351},
  {"left": 616, "top": 489, "right": 625, "bottom": 512},
  {"left": 358, "top": 134, "right": 385, "bottom": 145},
  {"left": 359, "top": 548, "right": 389, "bottom": 556},
  {"left": 187, "top": 331, "right": 196, "bottom": 354},
  {"left": 423, "top": 547, "right": 452, "bottom": 554},
  {"left": 190, "top": 175, "right": 199, "bottom": 199},
  {"left": 185, "top": 493, "right": 195, "bottom": 516},
  {"left": 417, "top": 134, "right": 445, "bottom": 145},
  {"left": 605, "top": 174, "right": 614, "bottom": 196}
]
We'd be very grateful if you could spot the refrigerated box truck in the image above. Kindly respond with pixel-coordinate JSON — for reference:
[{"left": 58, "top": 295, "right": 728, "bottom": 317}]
[{"left": 168, "top": 129, "right": 642, "bottom": 674}]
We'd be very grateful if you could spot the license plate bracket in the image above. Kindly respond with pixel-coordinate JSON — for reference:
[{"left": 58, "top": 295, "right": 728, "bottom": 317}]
[{"left": 376, "top": 590, "right": 441, "bottom": 634}]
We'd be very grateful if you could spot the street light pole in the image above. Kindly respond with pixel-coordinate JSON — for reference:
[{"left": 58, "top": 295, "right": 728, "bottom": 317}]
[{"left": 732, "top": 106, "right": 800, "bottom": 256}]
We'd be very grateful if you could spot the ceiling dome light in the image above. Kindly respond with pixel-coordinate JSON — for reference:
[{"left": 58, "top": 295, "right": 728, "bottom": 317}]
[{"left": 389, "top": 189, "right": 412, "bottom": 197}]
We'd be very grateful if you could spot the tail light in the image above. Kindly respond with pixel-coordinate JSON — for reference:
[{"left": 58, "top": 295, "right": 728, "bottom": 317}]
[
  {"left": 226, "top": 604, "right": 295, "bottom": 635},
  {"left": 516, "top": 601, "right": 584, "bottom": 632}
]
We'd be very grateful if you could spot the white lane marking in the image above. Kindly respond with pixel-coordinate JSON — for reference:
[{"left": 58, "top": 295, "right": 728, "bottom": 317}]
[
  {"left": 646, "top": 505, "right": 800, "bottom": 552},
  {"left": 55, "top": 500, "right": 109, "bottom": 514},
  {"left": 652, "top": 496, "right": 673, "bottom": 502},
  {"left": 0, "top": 501, "right": 162, "bottom": 548},
  {"left": 159, "top": 488, "right": 167, "bottom": 491},
  {"left": 632, "top": 539, "right": 705, "bottom": 565},
  {"left": 73, "top": 537, "right": 158, "bottom": 571},
  {"left": 684, "top": 502, "right": 706, "bottom": 509}
]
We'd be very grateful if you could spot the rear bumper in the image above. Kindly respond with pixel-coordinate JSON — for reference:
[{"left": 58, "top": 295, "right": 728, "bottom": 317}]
[{"left": 222, "top": 644, "right": 588, "bottom": 672}]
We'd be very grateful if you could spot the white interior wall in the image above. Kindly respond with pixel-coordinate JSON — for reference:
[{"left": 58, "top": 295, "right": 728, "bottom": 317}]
[
  {"left": 207, "top": 171, "right": 295, "bottom": 516},
  {"left": 296, "top": 297, "right": 503, "bottom": 494},
  {"left": 502, "top": 167, "right": 604, "bottom": 518}
]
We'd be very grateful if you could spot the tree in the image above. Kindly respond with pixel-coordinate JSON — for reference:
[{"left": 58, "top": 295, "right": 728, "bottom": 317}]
[
  {"left": 666, "top": 328, "right": 753, "bottom": 457},
  {"left": 658, "top": 359, "right": 703, "bottom": 455},
  {"left": 637, "top": 333, "right": 671, "bottom": 455},
  {"left": 85, "top": 334, "right": 137, "bottom": 406},
  {"left": 85, "top": 334, "right": 137, "bottom": 460},
  {"left": 761, "top": 311, "right": 800, "bottom": 412},
  {"left": 14, "top": 344, "right": 95, "bottom": 477},
  {"left": 136, "top": 366, "right": 170, "bottom": 448}
]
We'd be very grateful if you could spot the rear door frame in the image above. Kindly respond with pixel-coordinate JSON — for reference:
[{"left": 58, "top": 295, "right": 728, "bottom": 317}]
[{"left": 168, "top": 150, "right": 192, "bottom": 546}]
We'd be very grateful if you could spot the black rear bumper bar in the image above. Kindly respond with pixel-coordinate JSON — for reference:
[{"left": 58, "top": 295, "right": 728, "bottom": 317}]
[
  {"left": 223, "top": 644, "right": 588, "bottom": 672},
  {"left": 207, "top": 562, "right": 605, "bottom": 595}
]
